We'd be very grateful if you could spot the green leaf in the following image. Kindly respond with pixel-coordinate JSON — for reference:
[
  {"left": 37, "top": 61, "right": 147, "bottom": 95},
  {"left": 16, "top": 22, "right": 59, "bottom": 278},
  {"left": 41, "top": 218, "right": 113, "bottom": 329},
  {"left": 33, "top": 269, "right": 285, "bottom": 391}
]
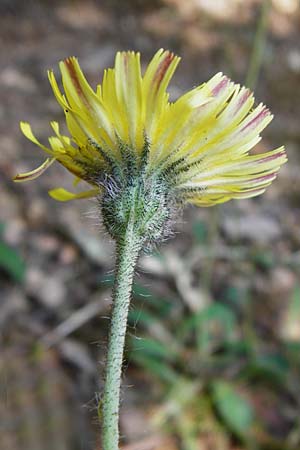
[
  {"left": 129, "top": 333, "right": 178, "bottom": 384},
  {"left": 222, "top": 285, "right": 250, "bottom": 310},
  {"left": 280, "top": 284, "right": 300, "bottom": 343},
  {"left": 179, "top": 303, "right": 236, "bottom": 350},
  {"left": 192, "top": 220, "right": 208, "bottom": 244},
  {"left": 212, "top": 381, "right": 254, "bottom": 438},
  {"left": 243, "top": 352, "right": 288, "bottom": 384},
  {"left": 98, "top": 273, "right": 115, "bottom": 286},
  {"left": 131, "top": 353, "right": 177, "bottom": 384},
  {"left": 0, "top": 222, "right": 5, "bottom": 236},
  {"left": 285, "top": 341, "right": 300, "bottom": 358},
  {"left": 128, "top": 308, "right": 157, "bottom": 327},
  {"left": 130, "top": 336, "right": 176, "bottom": 361},
  {"left": 132, "top": 282, "right": 173, "bottom": 317},
  {"left": 252, "top": 249, "right": 274, "bottom": 270},
  {"left": 0, "top": 240, "right": 26, "bottom": 283}
]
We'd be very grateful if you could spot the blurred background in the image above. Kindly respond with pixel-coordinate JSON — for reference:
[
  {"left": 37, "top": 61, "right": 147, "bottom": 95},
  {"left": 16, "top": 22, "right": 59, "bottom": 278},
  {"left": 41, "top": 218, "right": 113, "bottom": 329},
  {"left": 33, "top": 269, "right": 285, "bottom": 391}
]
[{"left": 1, "top": 0, "right": 300, "bottom": 449}]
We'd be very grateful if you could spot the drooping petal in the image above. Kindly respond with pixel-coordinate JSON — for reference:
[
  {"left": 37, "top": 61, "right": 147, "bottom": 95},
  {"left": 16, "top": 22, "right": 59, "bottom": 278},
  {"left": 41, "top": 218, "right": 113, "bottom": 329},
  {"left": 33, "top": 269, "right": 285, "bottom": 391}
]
[
  {"left": 48, "top": 187, "right": 99, "bottom": 201},
  {"left": 20, "top": 122, "right": 54, "bottom": 155},
  {"left": 14, "top": 157, "right": 56, "bottom": 182},
  {"left": 180, "top": 147, "right": 287, "bottom": 206},
  {"left": 159, "top": 71, "right": 284, "bottom": 202}
]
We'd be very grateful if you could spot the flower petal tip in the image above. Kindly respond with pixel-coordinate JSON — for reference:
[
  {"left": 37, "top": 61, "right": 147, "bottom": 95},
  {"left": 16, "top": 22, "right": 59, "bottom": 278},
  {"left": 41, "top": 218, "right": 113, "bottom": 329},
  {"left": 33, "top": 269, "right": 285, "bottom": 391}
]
[
  {"left": 48, "top": 187, "right": 99, "bottom": 201},
  {"left": 13, "top": 157, "right": 56, "bottom": 182}
]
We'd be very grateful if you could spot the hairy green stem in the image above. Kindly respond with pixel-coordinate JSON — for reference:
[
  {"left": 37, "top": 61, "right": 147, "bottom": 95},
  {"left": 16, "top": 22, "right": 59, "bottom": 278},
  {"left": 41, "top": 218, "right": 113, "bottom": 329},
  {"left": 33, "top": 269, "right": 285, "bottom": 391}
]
[{"left": 101, "top": 225, "right": 142, "bottom": 450}]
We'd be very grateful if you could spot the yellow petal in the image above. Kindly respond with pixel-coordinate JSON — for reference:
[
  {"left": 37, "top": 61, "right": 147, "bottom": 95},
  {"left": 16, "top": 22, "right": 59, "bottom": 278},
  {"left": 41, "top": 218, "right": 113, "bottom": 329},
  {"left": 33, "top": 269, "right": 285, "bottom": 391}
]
[
  {"left": 48, "top": 70, "right": 70, "bottom": 111},
  {"left": 50, "top": 121, "right": 71, "bottom": 146},
  {"left": 20, "top": 122, "right": 54, "bottom": 155},
  {"left": 48, "top": 187, "right": 99, "bottom": 201},
  {"left": 142, "top": 49, "right": 180, "bottom": 135},
  {"left": 114, "top": 51, "right": 143, "bottom": 149},
  {"left": 73, "top": 176, "right": 82, "bottom": 186},
  {"left": 150, "top": 84, "right": 213, "bottom": 166},
  {"left": 13, "top": 157, "right": 56, "bottom": 182},
  {"left": 101, "top": 68, "right": 128, "bottom": 154},
  {"left": 49, "top": 66, "right": 115, "bottom": 151},
  {"left": 180, "top": 146, "right": 287, "bottom": 206},
  {"left": 59, "top": 58, "right": 114, "bottom": 142}
]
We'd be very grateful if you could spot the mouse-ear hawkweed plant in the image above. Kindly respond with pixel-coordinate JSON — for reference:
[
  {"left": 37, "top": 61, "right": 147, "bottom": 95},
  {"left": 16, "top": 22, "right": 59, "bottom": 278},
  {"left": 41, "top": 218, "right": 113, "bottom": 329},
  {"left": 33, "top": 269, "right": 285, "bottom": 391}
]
[{"left": 14, "top": 49, "right": 286, "bottom": 449}]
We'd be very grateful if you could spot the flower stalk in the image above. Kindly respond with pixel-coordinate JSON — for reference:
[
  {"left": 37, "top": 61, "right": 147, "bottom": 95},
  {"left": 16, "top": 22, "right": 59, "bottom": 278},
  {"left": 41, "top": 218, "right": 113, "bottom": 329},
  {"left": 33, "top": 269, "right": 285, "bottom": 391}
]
[
  {"left": 102, "top": 221, "right": 142, "bottom": 450},
  {"left": 100, "top": 168, "right": 171, "bottom": 449}
]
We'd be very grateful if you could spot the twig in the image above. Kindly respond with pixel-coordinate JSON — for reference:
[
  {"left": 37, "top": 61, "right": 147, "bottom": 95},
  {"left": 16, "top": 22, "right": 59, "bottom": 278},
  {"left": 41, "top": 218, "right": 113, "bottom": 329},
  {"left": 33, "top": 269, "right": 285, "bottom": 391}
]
[
  {"left": 41, "top": 293, "right": 110, "bottom": 348},
  {"left": 245, "top": 0, "right": 271, "bottom": 90}
]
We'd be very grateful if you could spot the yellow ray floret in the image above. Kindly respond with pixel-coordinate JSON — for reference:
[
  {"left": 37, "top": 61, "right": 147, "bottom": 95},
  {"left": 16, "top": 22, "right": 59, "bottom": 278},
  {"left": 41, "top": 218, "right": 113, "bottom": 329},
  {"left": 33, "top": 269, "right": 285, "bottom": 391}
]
[
  {"left": 14, "top": 157, "right": 55, "bottom": 182},
  {"left": 48, "top": 187, "right": 99, "bottom": 201},
  {"left": 15, "top": 49, "right": 287, "bottom": 205}
]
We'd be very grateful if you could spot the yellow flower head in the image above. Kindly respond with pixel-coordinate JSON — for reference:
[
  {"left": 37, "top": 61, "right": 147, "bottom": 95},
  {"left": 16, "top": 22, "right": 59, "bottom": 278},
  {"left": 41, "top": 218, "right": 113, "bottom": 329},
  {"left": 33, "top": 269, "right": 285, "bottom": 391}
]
[{"left": 15, "top": 49, "right": 286, "bottom": 210}]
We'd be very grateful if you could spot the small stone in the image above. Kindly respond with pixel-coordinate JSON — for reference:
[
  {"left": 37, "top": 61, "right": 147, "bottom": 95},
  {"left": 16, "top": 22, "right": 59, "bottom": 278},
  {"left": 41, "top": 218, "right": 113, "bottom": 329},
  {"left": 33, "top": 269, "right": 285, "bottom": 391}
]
[
  {"left": 56, "top": 2, "right": 111, "bottom": 30},
  {"left": 27, "top": 199, "right": 48, "bottom": 226},
  {"left": 3, "top": 218, "right": 26, "bottom": 245},
  {"left": 273, "top": 0, "right": 299, "bottom": 14},
  {"left": 26, "top": 268, "right": 66, "bottom": 308},
  {"left": 287, "top": 49, "right": 300, "bottom": 73},
  {"left": 222, "top": 214, "right": 281, "bottom": 244},
  {"left": 1, "top": 67, "right": 37, "bottom": 92},
  {"left": 59, "top": 244, "right": 78, "bottom": 265},
  {"left": 35, "top": 234, "right": 60, "bottom": 254}
]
